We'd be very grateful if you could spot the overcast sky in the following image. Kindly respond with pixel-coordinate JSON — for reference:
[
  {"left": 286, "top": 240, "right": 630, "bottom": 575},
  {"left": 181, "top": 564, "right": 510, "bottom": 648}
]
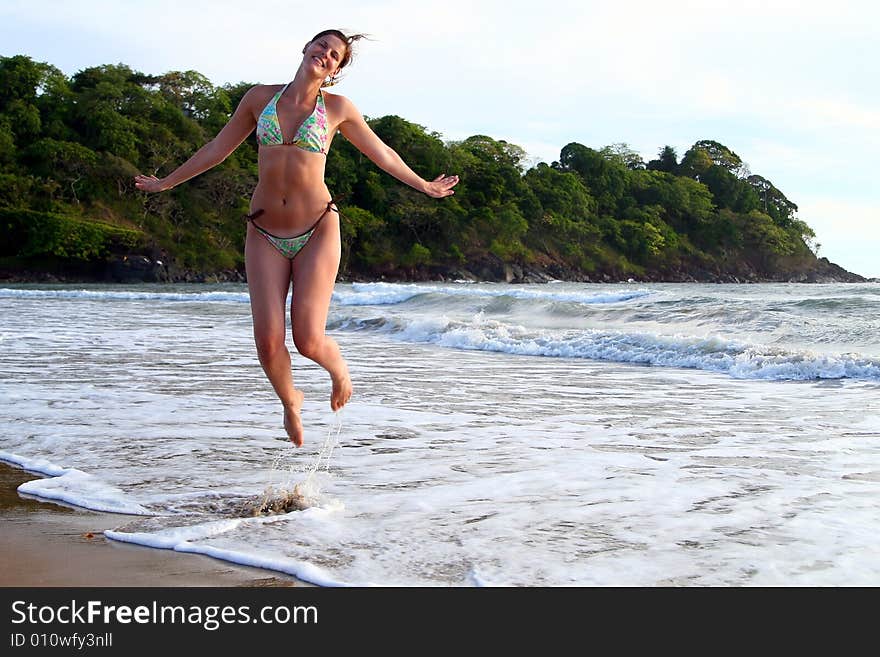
[{"left": 2, "top": 0, "right": 878, "bottom": 277}]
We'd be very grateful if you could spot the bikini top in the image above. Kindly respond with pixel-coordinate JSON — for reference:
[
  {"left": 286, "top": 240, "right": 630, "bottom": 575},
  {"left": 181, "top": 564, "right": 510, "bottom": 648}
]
[{"left": 256, "top": 83, "right": 328, "bottom": 153}]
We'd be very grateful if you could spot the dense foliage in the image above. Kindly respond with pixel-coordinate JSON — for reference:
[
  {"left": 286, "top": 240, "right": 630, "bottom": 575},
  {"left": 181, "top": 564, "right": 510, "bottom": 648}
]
[{"left": 0, "top": 55, "right": 822, "bottom": 281}]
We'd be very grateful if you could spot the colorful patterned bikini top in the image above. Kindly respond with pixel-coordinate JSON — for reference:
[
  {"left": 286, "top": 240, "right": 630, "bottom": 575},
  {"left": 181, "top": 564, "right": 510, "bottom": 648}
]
[{"left": 256, "top": 83, "right": 328, "bottom": 153}]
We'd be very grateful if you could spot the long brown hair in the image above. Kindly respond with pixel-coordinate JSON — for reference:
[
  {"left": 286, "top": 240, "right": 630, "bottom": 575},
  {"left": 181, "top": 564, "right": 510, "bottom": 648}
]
[{"left": 309, "top": 29, "right": 368, "bottom": 73}]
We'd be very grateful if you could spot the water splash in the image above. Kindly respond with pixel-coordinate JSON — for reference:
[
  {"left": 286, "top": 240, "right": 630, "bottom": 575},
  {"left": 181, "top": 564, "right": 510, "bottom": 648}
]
[{"left": 253, "top": 411, "right": 345, "bottom": 516}]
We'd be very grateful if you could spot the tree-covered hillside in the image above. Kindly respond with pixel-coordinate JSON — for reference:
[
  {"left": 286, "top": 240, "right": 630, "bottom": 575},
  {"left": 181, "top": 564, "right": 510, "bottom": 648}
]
[{"left": 0, "top": 55, "right": 862, "bottom": 283}]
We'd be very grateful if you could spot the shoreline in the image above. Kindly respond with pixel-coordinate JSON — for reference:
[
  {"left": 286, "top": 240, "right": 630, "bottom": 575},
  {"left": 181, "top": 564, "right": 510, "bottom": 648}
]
[
  {"left": 0, "top": 462, "right": 311, "bottom": 587},
  {"left": 0, "top": 271, "right": 874, "bottom": 286},
  {"left": 0, "top": 251, "right": 871, "bottom": 286}
]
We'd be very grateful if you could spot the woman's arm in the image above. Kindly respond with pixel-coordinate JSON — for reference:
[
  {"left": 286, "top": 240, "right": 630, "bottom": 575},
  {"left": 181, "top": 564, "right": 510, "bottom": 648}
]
[
  {"left": 134, "top": 86, "right": 264, "bottom": 193},
  {"left": 336, "top": 96, "right": 458, "bottom": 198}
]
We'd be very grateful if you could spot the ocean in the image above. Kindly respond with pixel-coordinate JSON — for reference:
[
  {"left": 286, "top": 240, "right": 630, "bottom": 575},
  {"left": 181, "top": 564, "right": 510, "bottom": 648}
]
[{"left": 1, "top": 281, "right": 879, "bottom": 585}]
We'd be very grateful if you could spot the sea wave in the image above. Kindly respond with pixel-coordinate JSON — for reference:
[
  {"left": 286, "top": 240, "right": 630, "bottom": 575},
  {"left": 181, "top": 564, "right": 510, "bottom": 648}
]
[
  {"left": 0, "top": 283, "right": 653, "bottom": 308},
  {"left": 332, "top": 315, "right": 880, "bottom": 381},
  {"left": 334, "top": 282, "right": 654, "bottom": 306},
  {"left": 0, "top": 288, "right": 250, "bottom": 304}
]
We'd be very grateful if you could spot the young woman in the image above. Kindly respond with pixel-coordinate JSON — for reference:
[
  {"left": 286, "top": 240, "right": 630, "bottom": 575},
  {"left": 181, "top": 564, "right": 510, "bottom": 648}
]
[{"left": 135, "top": 29, "right": 459, "bottom": 447}]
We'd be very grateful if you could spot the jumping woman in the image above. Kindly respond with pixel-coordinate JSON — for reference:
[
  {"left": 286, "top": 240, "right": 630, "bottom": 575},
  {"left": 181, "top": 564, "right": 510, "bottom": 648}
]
[{"left": 135, "top": 29, "right": 459, "bottom": 446}]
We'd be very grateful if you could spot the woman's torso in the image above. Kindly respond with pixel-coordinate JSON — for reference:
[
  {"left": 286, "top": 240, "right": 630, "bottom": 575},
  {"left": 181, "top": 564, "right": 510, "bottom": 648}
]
[{"left": 249, "top": 83, "right": 340, "bottom": 234}]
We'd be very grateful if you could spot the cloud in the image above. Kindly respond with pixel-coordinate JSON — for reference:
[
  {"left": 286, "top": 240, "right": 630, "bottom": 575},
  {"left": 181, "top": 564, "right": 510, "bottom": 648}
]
[
  {"left": 798, "top": 197, "right": 880, "bottom": 277},
  {"left": 792, "top": 97, "right": 880, "bottom": 137}
]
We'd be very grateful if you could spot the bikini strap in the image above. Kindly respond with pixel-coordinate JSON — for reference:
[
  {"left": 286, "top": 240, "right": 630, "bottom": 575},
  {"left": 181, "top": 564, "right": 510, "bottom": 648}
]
[
  {"left": 297, "top": 194, "right": 350, "bottom": 235},
  {"left": 327, "top": 193, "right": 350, "bottom": 212},
  {"left": 244, "top": 194, "right": 349, "bottom": 234}
]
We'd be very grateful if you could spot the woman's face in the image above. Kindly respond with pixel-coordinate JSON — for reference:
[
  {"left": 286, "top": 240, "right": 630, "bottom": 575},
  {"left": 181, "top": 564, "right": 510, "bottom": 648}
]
[{"left": 304, "top": 34, "right": 348, "bottom": 78}]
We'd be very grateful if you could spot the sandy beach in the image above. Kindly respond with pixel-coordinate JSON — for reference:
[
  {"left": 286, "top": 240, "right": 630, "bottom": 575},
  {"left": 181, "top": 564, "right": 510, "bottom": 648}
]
[{"left": 0, "top": 462, "right": 309, "bottom": 587}]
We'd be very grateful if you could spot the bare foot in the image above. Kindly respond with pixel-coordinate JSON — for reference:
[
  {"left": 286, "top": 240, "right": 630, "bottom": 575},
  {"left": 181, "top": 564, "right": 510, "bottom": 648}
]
[
  {"left": 283, "top": 389, "right": 305, "bottom": 447},
  {"left": 330, "top": 364, "right": 352, "bottom": 412}
]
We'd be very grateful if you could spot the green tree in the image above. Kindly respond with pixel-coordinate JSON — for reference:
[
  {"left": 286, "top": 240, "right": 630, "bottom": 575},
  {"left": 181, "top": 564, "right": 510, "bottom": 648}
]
[
  {"left": 700, "top": 165, "right": 759, "bottom": 213},
  {"left": 0, "top": 116, "right": 15, "bottom": 165},
  {"left": 157, "top": 70, "right": 231, "bottom": 134},
  {"left": 629, "top": 169, "right": 715, "bottom": 232},
  {"left": 600, "top": 142, "right": 645, "bottom": 170},
  {"left": 22, "top": 138, "right": 98, "bottom": 204},
  {"left": 523, "top": 162, "right": 596, "bottom": 221},
  {"left": 746, "top": 174, "right": 798, "bottom": 227},
  {"left": 369, "top": 115, "right": 448, "bottom": 178},
  {"left": 557, "top": 142, "right": 629, "bottom": 216},
  {"left": 646, "top": 145, "right": 678, "bottom": 173},
  {"left": 694, "top": 140, "right": 744, "bottom": 173}
]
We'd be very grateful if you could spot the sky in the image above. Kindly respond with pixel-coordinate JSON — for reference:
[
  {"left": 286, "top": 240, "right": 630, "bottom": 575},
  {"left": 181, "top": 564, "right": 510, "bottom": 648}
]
[{"left": 2, "top": 0, "right": 878, "bottom": 277}]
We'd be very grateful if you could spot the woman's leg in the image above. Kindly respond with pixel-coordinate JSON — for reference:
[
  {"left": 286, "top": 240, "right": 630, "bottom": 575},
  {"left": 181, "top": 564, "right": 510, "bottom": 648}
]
[
  {"left": 245, "top": 224, "right": 305, "bottom": 446},
  {"left": 291, "top": 209, "right": 352, "bottom": 412}
]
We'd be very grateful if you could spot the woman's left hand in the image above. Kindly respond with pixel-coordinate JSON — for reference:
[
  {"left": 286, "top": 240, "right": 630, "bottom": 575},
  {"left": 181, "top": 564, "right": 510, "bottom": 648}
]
[
  {"left": 424, "top": 174, "right": 459, "bottom": 198},
  {"left": 134, "top": 174, "right": 169, "bottom": 193}
]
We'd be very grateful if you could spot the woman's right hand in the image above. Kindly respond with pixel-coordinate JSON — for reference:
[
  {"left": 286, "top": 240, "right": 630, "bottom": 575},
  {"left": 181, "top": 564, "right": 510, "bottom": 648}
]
[
  {"left": 424, "top": 174, "right": 459, "bottom": 198},
  {"left": 134, "top": 174, "right": 169, "bottom": 193}
]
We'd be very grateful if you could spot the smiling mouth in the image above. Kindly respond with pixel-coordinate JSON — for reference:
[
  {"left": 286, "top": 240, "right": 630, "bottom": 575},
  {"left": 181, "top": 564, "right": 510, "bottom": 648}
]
[{"left": 312, "top": 56, "right": 325, "bottom": 68}]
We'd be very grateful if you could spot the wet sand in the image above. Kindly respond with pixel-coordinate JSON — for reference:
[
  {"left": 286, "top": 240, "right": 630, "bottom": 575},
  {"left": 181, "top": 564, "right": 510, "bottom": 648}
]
[{"left": 0, "top": 462, "right": 311, "bottom": 587}]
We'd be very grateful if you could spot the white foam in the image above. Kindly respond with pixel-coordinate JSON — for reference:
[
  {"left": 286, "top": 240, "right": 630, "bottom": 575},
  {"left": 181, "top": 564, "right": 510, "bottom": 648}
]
[
  {"left": 106, "top": 512, "right": 363, "bottom": 587},
  {"left": 333, "top": 284, "right": 426, "bottom": 306},
  {"left": 342, "top": 315, "right": 880, "bottom": 381},
  {"left": 333, "top": 282, "right": 653, "bottom": 307},
  {"left": 0, "top": 288, "right": 250, "bottom": 304},
  {"left": 1, "top": 453, "right": 151, "bottom": 515},
  {"left": 467, "top": 568, "right": 494, "bottom": 587},
  {"left": 1, "top": 451, "right": 69, "bottom": 477}
]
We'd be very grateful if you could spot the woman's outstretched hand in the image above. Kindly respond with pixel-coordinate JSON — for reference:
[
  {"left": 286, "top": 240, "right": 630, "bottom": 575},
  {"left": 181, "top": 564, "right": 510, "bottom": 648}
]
[
  {"left": 134, "top": 174, "right": 168, "bottom": 193},
  {"left": 424, "top": 174, "right": 459, "bottom": 198}
]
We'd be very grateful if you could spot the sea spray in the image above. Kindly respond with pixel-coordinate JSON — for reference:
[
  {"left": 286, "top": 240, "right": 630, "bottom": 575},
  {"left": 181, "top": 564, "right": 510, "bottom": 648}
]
[{"left": 252, "top": 411, "right": 345, "bottom": 516}]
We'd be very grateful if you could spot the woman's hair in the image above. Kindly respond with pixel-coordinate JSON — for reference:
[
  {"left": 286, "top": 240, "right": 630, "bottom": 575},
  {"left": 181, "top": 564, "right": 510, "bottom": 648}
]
[{"left": 309, "top": 29, "right": 368, "bottom": 85}]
